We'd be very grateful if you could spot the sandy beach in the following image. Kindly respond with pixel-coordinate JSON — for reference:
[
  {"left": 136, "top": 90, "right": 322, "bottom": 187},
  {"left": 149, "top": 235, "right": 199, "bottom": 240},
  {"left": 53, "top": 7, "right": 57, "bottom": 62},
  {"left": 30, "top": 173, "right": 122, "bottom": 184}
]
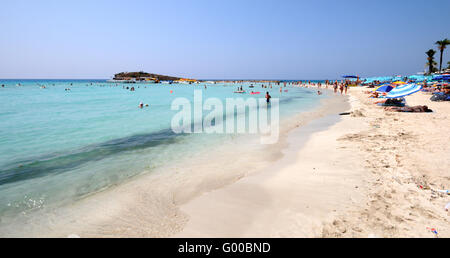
[
  {"left": 2, "top": 0, "right": 450, "bottom": 243},
  {"left": 175, "top": 86, "right": 450, "bottom": 238}
]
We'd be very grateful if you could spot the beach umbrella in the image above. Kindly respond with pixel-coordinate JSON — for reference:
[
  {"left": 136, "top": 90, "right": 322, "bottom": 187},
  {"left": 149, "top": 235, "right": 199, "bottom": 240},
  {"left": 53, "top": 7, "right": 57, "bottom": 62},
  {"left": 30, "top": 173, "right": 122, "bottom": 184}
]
[
  {"left": 342, "top": 75, "right": 359, "bottom": 79},
  {"left": 392, "top": 81, "right": 406, "bottom": 85},
  {"left": 386, "top": 84, "right": 423, "bottom": 98},
  {"left": 375, "top": 85, "right": 393, "bottom": 92}
]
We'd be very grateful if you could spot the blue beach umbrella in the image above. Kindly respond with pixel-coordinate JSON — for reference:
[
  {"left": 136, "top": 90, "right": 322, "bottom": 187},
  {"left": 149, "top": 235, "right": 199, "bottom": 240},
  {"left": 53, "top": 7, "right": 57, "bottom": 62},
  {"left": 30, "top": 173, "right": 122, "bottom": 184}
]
[
  {"left": 386, "top": 84, "right": 423, "bottom": 98},
  {"left": 342, "top": 75, "right": 359, "bottom": 79},
  {"left": 375, "top": 85, "right": 393, "bottom": 92}
]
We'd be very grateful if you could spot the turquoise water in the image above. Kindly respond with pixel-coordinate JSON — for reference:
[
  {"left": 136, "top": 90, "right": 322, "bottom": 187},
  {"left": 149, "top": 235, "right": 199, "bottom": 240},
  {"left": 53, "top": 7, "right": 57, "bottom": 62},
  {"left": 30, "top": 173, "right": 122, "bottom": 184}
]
[{"left": 0, "top": 80, "right": 327, "bottom": 223}]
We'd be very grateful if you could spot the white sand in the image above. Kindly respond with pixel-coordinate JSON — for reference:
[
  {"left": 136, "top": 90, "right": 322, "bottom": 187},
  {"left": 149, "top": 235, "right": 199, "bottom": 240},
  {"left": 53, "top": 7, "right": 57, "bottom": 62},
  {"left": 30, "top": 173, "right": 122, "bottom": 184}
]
[
  {"left": 175, "top": 87, "right": 450, "bottom": 238},
  {"left": 322, "top": 88, "right": 450, "bottom": 238}
]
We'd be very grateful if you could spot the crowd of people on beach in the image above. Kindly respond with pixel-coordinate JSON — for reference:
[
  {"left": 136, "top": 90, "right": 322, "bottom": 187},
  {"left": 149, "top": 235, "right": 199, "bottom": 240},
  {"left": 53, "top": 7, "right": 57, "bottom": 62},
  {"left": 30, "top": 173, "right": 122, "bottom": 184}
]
[{"left": 291, "top": 80, "right": 351, "bottom": 95}]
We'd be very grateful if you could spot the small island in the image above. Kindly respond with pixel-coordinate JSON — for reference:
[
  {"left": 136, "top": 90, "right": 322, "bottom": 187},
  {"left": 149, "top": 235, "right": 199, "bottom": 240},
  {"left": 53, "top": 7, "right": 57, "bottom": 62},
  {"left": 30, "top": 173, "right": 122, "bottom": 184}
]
[
  {"left": 108, "top": 71, "right": 198, "bottom": 84},
  {"left": 108, "top": 72, "right": 284, "bottom": 85}
]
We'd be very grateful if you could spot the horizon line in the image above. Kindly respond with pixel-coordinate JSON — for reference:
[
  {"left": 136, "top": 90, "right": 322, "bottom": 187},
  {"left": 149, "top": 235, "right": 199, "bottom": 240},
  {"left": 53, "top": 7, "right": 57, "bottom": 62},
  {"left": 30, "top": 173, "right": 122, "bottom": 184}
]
[{"left": 0, "top": 78, "right": 342, "bottom": 81}]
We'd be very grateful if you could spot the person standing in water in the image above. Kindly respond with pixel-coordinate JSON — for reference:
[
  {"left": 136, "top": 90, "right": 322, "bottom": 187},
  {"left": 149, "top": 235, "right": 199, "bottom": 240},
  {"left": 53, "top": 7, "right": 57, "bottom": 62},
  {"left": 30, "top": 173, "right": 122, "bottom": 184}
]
[{"left": 265, "top": 92, "right": 271, "bottom": 104}]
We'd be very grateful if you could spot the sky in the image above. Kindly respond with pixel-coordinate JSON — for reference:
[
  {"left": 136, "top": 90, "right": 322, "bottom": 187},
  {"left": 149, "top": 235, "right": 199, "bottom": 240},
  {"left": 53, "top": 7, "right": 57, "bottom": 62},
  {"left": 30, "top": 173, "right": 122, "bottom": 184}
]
[{"left": 0, "top": 0, "right": 449, "bottom": 80}]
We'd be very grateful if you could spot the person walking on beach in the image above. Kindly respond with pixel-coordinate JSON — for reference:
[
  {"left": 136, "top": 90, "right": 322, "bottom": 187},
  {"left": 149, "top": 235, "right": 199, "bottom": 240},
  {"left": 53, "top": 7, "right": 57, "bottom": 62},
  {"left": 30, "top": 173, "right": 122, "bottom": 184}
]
[
  {"left": 333, "top": 82, "right": 338, "bottom": 93},
  {"left": 344, "top": 82, "right": 349, "bottom": 94},
  {"left": 266, "top": 92, "right": 271, "bottom": 104},
  {"left": 339, "top": 82, "right": 344, "bottom": 95}
]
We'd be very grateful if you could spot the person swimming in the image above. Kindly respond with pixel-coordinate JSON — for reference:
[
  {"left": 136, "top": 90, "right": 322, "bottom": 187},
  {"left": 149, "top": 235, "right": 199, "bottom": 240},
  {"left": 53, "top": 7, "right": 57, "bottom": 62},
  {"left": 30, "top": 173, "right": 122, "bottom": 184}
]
[
  {"left": 139, "top": 102, "right": 144, "bottom": 109},
  {"left": 265, "top": 92, "right": 271, "bottom": 103}
]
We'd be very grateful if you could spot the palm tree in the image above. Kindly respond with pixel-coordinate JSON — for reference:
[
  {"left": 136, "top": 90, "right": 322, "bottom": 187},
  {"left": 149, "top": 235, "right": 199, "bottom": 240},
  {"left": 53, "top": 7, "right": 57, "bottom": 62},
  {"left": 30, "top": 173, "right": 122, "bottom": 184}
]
[
  {"left": 435, "top": 38, "right": 450, "bottom": 72},
  {"left": 425, "top": 49, "right": 437, "bottom": 74}
]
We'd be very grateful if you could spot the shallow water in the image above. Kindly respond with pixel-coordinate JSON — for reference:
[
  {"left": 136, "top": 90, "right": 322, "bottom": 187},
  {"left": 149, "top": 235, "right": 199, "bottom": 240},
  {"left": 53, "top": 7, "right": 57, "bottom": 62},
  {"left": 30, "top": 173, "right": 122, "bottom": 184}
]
[{"left": 0, "top": 80, "right": 328, "bottom": 233}]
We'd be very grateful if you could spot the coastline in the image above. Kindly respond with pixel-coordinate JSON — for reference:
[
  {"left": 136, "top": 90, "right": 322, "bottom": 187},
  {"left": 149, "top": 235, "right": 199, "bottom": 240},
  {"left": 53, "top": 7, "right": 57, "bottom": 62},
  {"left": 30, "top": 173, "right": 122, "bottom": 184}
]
[
  {"left": 175, "top": 90, "right": 363, "bottom": 237},
  {"left": 174, "top": 86, "right": 450, "bottom": 238},
  {"left": 2, "top": 86, "right": 447, "bottom": 238},
  {"left": 0, "top": 88, "right": 348, "bottom": 238}
]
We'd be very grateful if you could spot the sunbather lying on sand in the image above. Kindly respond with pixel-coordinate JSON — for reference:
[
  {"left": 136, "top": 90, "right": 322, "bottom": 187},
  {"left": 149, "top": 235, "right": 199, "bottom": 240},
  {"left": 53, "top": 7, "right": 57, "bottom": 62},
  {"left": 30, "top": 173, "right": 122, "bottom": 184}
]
[
  {"left": 384, "top": 105, "right": 433, "bottom": 113},
  {"left": 374, "top": 98, "right": 402, "bottom": 105}
]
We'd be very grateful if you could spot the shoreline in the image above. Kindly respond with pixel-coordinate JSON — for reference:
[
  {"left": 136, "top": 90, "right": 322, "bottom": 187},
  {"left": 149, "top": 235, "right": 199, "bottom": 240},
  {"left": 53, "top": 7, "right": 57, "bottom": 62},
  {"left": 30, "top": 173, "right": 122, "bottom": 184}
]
[
  {"left": 174, "top": 90, "right": 362, "bottom": 237},
  {"left": 2, "top": 85, "right": 447, "bottom": 238},
  {"left": 0, "top": 88, "right": 348, "bottom": 237},
  {"left": 174, "top": 86, "right": 450, "bottom": 238}
]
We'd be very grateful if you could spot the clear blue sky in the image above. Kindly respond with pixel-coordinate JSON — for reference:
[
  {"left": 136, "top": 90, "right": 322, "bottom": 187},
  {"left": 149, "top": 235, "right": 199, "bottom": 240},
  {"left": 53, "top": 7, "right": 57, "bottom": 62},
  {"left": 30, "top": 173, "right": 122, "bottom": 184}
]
[{"left": 1, "top": 0, "right": 449, "bottom": 79}]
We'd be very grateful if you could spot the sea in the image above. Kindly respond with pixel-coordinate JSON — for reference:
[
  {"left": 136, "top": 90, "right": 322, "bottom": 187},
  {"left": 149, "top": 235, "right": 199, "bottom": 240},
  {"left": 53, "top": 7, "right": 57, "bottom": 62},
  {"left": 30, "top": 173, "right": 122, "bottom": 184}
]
[{"left": 0, "top": 79, "right": 330, "bottom": 236}]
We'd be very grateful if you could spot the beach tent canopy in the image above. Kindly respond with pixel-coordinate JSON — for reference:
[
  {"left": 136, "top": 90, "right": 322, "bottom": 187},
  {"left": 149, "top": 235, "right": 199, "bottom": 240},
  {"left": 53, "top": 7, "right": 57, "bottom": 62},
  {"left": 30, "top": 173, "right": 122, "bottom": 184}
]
[
  {"left": 433, "top": 75, "right": 450, "bottom": 81},
  {"left": 375, "top": 85, "right": 393, "bottom": 93},
  {"left": 408, "top": 75, "right": 432, "bottom": 82},
  {"left": 342, "top": 75, "right": 359, "bottom": 79},
  {"left": 362, "top": 76, "right": 395, "bottom": 84},
  {"left": 392, "top": 81, "right": 407, "bottom": 85},
  {"left": 386, "top": 84, "right": 423, "bottom": 98},
  {"left": 363, "top": 74, "right": 437, "bottom": 84}
]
